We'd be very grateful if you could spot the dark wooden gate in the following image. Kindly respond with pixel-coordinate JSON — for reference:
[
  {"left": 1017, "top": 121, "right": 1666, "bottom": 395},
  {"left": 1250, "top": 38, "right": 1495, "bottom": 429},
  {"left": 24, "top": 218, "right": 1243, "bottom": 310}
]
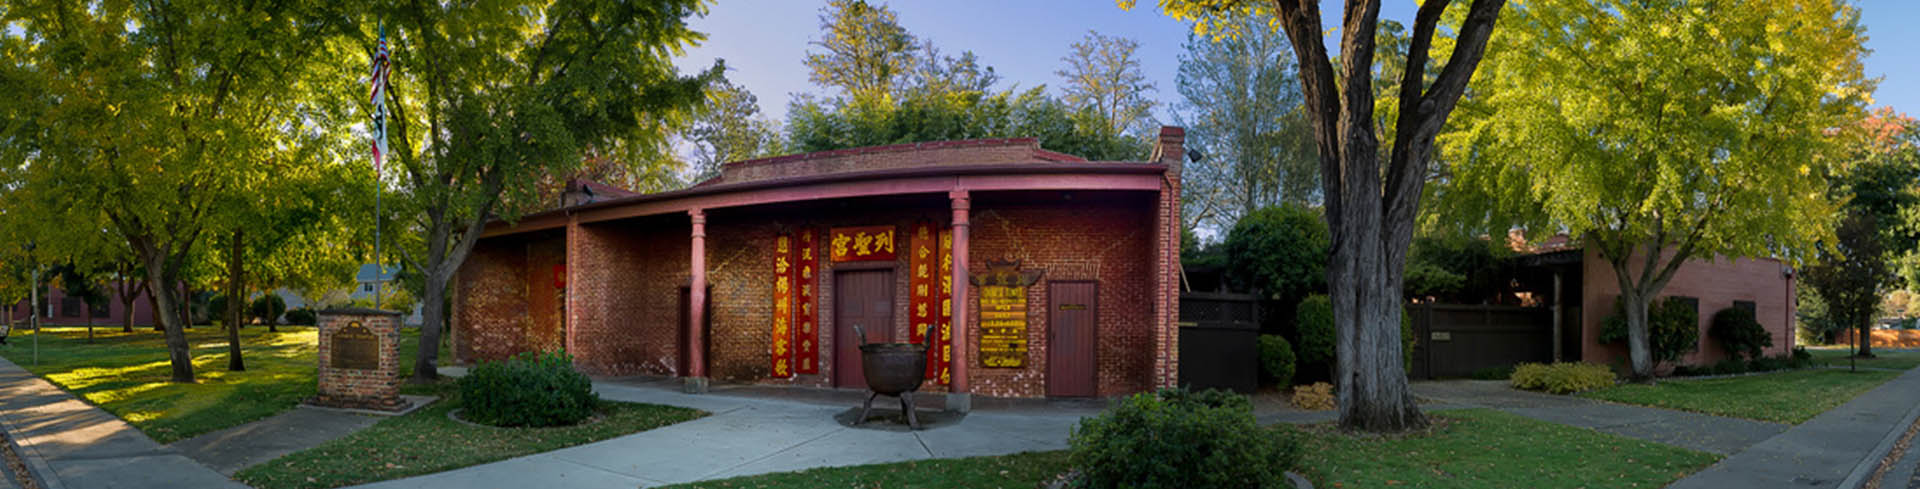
[
  {"left": 1177, "top": 292, "right": 1260, "bottom": 394},
  {"left": 1408, "top": 304, "right": 1554, "bottom": 379},
  {"left": 834, "top": 269, "right": 895, "bottom": 388},
  {"left": 1048, "top": 281, "right": 1098, "bottom": 397}
]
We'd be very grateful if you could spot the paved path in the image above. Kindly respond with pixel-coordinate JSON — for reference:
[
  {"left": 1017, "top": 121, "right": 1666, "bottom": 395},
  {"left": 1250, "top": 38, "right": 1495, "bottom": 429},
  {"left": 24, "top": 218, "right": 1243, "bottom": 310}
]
[
  {"left": 1670, "top": 366, "right": 1920, "bottom": 489},
  {"left": 0, "top": 356, "right": 244, "bottom": 489},
  {"left": 1410, "top": 380, "right": 1788, "bottom": 455},
  {"left": 347, "top": 377, "right": 1100, "bottom": 489},
  {"left": 171, "top": 407, "right": 383, "bottom": 475}
]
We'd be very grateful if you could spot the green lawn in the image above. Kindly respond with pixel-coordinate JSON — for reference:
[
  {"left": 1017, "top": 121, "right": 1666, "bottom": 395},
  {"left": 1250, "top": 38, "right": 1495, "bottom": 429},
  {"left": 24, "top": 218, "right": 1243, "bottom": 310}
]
[
  {"left": 1293, "top": 409, "right": 1717, "bottom": 489},
  {"left": 660, "top": 450, "right": 1072, "bottom": 489},
  {"left": 1582, "top": 368, "right": 1900, "bottom": 424},
  {"left": 662, "top": 409, "right": 1717, "bottom": 489},
  {"left": 1806, "top": 347, "right": 1920, "bottom": 370},
  {"left": 237, "top": 382, "right": 706, "bottom": 489},
  {"left": 0, "top": 324, "right": 449, "bottom": 443}
]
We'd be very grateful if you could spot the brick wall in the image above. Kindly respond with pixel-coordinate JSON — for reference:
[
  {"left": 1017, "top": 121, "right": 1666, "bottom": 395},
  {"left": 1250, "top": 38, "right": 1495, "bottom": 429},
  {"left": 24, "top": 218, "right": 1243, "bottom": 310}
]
[
  {"left": 964, "top": 193, "right": 1157, "bottom": 397},
  {"left": 570, "top": 216, "right": 688, "bottom": 376},
  {"left": 313, "top": 311, "right": 403, "bottom": 410},
  {"left": 455, "top": 238, "right": 532, "bottom": 363},
  {"left": 1580, "top": 247, "right": 1797, "bottom": 368}
]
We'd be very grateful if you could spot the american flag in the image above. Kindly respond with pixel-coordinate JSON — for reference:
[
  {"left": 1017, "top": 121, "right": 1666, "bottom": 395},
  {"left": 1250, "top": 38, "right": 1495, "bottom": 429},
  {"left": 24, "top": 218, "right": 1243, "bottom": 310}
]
[{"left": 368, "top": 25, "right": 391, "bottom": 174}]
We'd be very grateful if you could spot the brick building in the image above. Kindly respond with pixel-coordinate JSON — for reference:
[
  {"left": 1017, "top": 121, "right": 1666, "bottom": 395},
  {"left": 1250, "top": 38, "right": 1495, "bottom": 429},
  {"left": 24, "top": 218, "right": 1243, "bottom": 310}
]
[
  {"left": 7, "top": 281, "right": 157, "bottom": 327},
  {"left": 453, "top": 128, "right": 1188, "bottom": 408}
]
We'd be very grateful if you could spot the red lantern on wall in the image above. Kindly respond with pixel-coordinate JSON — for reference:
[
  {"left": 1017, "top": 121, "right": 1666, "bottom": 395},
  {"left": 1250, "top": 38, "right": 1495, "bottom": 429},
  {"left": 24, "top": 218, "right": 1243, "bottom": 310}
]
[{"left": 553, "top": 264, "right": 566, "bottom": 289}]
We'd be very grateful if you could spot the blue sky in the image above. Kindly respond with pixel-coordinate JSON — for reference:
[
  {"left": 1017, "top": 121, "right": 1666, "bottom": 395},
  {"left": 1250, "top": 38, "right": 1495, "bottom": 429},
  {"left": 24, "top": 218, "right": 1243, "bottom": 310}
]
[{"left": 674, "top": 0, "right": 1920, "bottom": 124}]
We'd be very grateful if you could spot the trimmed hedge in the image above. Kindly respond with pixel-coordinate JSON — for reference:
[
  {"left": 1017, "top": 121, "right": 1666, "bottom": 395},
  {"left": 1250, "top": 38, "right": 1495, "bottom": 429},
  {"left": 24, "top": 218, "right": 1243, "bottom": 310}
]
[
  {"left": 1710, "top": 307, "right": 1772, "bottom": 361},
  {"left": 1599, "top": 296, "right": 1700, "bottom": 364},
  {"left": 458, "top": 351, "right": 599, "bottom": 427},
  {"left": 1511, "top": 362, "right": 1616, "bottom": 394},
  {"left": 285, "top": 308, "right": 318, "bottom": 326},
  {"left": 1257, "top": 335, "right": 1296, "bottom": 387},
  {"left": 1069, "top": 388, "right": 1300, "bottom": 489}
]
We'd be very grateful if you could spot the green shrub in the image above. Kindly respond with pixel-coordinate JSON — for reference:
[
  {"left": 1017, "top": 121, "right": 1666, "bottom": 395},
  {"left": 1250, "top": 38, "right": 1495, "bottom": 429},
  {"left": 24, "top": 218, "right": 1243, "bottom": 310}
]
[
  {"left": 1296, "top": 295, "right": 1336, "bottom": 369},
  {"left": 1224, "top": 204, "right": 1327, "bottom": 301},
  {"left": 1710, "top": 307, "right": 1772, "bottom": 361},
  {"left": 1296, "top": 294, "right": 1418, "bottom": 373},
  {"left": 1469, "top": 365, "right": 1516, "bottom": 380},
  {"left": 1510, "top": 362, "right": 1616, "bottom": 394},
  {"left": 1707, "top": 358, "right": 1749, "bottom": 376},
  {"left": 1257, "top": 335, "right": 1296, "bottom": 387},
  {"left": 458, "top": 351, "right": 599, "bottom": 427},
  {"left": 250, "top": 294, "right": 288, "bottom": 325},
  {"left": 207, "top": 294, "right": 230, "bottom": 324},
  {"left": 1599, "top": 296, "right": 1701, "bottom": 364},
  {"left": 285, "top": 308, "right": 317, "bottom": 326},
  {"left": 1069, "top": 388, "right": 1299, "bottom": 489},
  {"left": 1792, "top": 346, "right": 1813, "bottom": 362}
]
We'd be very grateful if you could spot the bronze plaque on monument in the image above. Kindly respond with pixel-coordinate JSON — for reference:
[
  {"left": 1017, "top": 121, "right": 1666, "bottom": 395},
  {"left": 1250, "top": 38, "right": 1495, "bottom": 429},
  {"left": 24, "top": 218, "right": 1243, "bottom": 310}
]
[{"left": 332, "top": 322, "right": 379, "bottom": 370}]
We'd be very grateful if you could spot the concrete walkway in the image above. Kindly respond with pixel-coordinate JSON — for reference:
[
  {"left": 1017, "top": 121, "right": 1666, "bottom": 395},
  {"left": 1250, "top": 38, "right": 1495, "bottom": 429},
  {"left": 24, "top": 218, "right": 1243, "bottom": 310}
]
[
  {"left": 1669, "top": 366, "right": 1920, "bottom": 489},
  {"left": 171, "top": 407, "right": 383, "bottom": 475},
  {"left": 0, "top": 356, "right": 244, "bottom": 489},
  {"left": 1411, "top": 380, "right": 1788, "bottom": 455},
  {"left": 347, "top": 377, "right": 1100, "bottom": 489}
]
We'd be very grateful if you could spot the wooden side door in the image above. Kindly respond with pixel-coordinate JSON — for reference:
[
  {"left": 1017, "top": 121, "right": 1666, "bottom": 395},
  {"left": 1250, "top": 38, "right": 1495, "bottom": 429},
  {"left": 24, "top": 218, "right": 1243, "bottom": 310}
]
[
  {"left": 834, "top": 269, "right": 895, "bottom": 388},
  {"left": 1048, "top": 281, "right": 1098, "bottom": 397}
]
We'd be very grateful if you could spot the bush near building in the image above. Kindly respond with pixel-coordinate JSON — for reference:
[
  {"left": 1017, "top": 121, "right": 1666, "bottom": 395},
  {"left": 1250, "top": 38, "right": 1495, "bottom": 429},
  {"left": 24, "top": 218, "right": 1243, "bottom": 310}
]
[
  {"left": 458, "top": 351, "right": 599, "bottom": 427},
  {"left": 1068, "top": 388, "right": 1300, "bottom": 489}
]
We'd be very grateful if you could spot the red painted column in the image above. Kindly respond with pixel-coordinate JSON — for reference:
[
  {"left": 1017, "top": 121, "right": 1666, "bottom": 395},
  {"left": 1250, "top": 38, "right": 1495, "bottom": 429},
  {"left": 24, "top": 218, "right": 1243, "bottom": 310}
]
[
  {"left": 686, "top": 208, "right": 710, "bottom": 393},
  {"left": 948, "top": 190, "right": 972, "bottom": 411}
]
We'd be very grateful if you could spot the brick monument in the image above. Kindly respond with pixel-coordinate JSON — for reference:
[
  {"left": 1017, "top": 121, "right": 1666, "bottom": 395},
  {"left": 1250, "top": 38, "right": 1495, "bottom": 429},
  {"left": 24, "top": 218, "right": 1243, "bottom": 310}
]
[{"left": 311, "top": 308, "right": 408, "bottom": 411}]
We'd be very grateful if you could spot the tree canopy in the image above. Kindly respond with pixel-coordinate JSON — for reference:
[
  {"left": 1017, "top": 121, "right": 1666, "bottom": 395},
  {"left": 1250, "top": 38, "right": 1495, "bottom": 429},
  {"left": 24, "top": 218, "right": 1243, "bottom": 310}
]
[{"left": 1431, "top": 0, "right": 1870, "bottom": 377}]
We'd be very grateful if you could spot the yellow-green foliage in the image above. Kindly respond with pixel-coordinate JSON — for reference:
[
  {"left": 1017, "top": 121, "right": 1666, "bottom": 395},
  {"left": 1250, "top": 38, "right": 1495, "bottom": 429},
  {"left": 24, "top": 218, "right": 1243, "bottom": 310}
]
[
  {"left": 1511, "top": 362, "right": 1617, "bottom": 394},
  {"left": 1290, "top": 382, "right": 1336, "bottom": 411}
]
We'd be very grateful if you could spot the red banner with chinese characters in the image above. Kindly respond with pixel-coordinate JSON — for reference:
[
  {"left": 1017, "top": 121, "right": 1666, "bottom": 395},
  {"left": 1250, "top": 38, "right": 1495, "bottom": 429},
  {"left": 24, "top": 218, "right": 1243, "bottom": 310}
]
[
  {"left": 909, "top": 221, "right": 937, "bottom": 346},
  {"left": 795, "top": 227, "right": 820, "bottom": 374},
  {"left": 771, "top": 232, "right": 794, "bottom": 379},
  {"left": 936, "top": 228, "right": 954, "bottom": 385},
  {"left": 829, "top": 226, "right": 897, "bottom": 262}
]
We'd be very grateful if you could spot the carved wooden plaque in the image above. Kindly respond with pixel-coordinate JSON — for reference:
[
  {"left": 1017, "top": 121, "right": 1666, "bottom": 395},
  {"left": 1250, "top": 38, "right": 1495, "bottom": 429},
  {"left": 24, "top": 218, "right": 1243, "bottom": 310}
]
[{"left": 332, "top": 322, "right": 379, "bottom": 370}]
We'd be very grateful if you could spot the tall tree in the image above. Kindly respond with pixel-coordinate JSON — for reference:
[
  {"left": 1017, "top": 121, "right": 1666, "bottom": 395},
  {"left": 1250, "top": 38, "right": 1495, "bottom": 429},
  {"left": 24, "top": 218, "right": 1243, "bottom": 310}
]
[
  {"left": 1431, "top": 0, "right": 1868, "bottom": 379},
  {"left": 1057, "top": 31, "right": 1159, "bottom": 137},
  {"left": 1131, "top": 0, "right": 1507, "bottom": 432},
  {"left": 384, "top": 0, "right": 718, "bottom": 383},
  {"left": 1174, "top": 13, "right": 1317, "bottom": 238},
  {"left": 2, "top": 0, "right": 350, "bottom": 382},
  {"left": 687, "top": 78, "right": 784, "bottom": 181},
  {"left": 1802, "top": 109, "right": 1920, "bottom": 356},
  {"left": 805, "top": 0, "right": 918, "bottom": 100}
]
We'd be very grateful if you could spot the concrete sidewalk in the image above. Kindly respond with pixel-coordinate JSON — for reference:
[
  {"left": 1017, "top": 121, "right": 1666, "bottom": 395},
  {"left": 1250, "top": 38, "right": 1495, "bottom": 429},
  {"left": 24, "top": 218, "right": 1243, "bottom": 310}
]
[
  {"left": 347, "top": 377, "right": 1099, "bottom": 489},
  {"left": 0, "top": 356, "right": 244, "bottom": 489},
  {"left": 1668, "top": 366, "right": 1920, "bottom": 489}
]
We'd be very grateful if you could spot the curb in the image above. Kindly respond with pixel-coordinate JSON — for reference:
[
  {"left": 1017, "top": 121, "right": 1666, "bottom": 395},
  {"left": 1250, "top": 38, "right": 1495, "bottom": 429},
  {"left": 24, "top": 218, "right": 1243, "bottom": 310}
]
[{"left": 1839, "top": 372, "right": 1920, "bottom": 489}]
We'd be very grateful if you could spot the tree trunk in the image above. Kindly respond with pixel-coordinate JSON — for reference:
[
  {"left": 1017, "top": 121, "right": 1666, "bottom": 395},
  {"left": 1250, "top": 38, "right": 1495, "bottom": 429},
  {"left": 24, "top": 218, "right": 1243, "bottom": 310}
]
[
  {"left": 120, "top": 281, "right": 136, "bottom": 333},
  {"left": 85, "top": 298, "right": 94, "bottom": 343},
  {"left": 143, "top": 260, "right": 195, "bottom": 383},
  {"left": 179, "top": 281, "right": 191, "bottom": 330},
  {"left": 148, "top": 287, "right": 163, "bottom": 332},
  {"left": 1622, "top": 288, "right": 1654, "bottom": 381},
  {"left": 1857, "top": 322, "right": 1876, "bottom": 358},
  {"left": 413, "top": 270, "right": 449, "bottom": 383},
  {"left": 225, "top": 230, "right": 246, "bottom": 372}
]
